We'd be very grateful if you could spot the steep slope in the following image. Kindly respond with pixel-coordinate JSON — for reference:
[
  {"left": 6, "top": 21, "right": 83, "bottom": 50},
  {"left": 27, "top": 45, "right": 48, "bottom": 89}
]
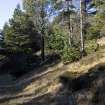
[{"left": 0, "top": 38, "right": 105, "bottom": 105}]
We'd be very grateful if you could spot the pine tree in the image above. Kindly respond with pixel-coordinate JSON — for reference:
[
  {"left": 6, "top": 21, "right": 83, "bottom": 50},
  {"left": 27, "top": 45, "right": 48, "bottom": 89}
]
[
  {"left": 23, "top": 0, "right": 49, "bottom": 61},
  {"left": 3, "top": 4, "right": 41, "bottom": 53}
]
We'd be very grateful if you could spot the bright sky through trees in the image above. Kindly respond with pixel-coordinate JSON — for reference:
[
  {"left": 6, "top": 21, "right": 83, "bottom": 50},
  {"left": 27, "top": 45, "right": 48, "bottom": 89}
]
[
  {"left": 0, "top": 0, "right": 22, "bottom": 29},
  {"left": 0, "top": 0, "right": 94, "bottom": 29}
]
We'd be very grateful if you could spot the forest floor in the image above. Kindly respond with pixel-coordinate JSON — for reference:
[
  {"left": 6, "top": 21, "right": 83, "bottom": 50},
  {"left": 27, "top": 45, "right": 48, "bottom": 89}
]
[{"left": 0, "top": 37, "right": 105, "bottom": 105}]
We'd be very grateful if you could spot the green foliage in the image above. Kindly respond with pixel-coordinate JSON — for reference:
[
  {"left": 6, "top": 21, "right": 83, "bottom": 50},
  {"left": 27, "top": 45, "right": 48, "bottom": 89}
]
[
  {"left": 86, "top": 1, "right": 105, "bottom": 40},
  {"left": 23, "top": 0, "right": 35, "bottom": 15},
  {"left": 85, "top": 40, "right": 98, "bottom": 54},
  {"left": 23, "top": 0, "right": 48, "bottom": 32},
  {"left": 62, "top": 47, "right": 80, "bottom": 64},
  {"left": 47, "top": 24, "right": 80, "bottom": 63},
  {"left": 47, "top": 24, "right": 68, "bottom": 53},
  {"left": 87, "top": 26, "right": 100, "bottom": 39},
  {"left": 23, "top": 0, "right": 49, "bottom": 61},
  {"left": 3, "top": 5, "right": 41, "bottom": 53},
  {"left": 1, "top": 0, "right": 105, "bottom": 70}
]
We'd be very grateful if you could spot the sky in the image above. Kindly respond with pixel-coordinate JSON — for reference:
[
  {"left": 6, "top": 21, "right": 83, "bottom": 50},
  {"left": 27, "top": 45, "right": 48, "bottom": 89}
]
[
  {"left": 0, "top": 0, "right": 22, "bottom": 29},
  {"left": 0, "top": 0, "right": 78, "bottom": 29},
  {"left": 0, "top": 0, "right": 94, "bottom": 29}
]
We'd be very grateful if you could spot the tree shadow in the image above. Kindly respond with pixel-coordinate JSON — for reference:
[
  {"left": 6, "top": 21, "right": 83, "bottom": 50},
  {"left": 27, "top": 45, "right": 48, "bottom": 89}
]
[
  {"left": 59, "top": 63, "right": 105, "bottom": 105},
  {"left": 11, "top": 63, "right": 105, "bottom": 105},
  {"left": 18, "top": 93, "right": 55, "bottom": 105},
  {"left": 0, "top": 53, "right": 61, "bottom": 98},
  {"left": 0, "top": 93, "right": 34, "bottom": 103},
  {"left": 0, "top": 53, "right": 61, "bottom": 78},
  {"left": 1, "top": 62, "right": 105, "bottom": 105},
  {"left": 59, "top": 63, "right": 105, "bottom": 91}
]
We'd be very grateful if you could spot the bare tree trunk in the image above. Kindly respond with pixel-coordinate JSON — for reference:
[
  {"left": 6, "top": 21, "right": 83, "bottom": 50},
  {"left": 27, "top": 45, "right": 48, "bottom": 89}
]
[
  {"left": 80, "top": 0, "right": 85, "bottom": 57},
  {"left": 68, "top": 12, "right": 72, "bottom": 46},
  {"left": 67, "top": 0, "right": 73, "bottom": 47}
]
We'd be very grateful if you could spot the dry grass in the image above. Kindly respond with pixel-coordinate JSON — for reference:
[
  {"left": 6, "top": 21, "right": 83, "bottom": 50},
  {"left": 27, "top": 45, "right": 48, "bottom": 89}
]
[
  {"left": 1, "top": 37, "right": 105, "bottom": 105},
  {"left": 66, "top": 48, "right": 105, "bottom": 74},
  {"left": 97, "top": 37, "right": 105, "bottom": 46}
]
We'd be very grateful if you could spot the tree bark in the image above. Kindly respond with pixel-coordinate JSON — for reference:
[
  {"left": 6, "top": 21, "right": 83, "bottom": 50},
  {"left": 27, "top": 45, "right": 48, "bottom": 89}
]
[
  {"left": 80, "top": 0, "right": 85, "bottom": 57},
  {"left": 41, "top": 35, "right": 45, "bottom": 61},
  {"left": 67, "top": 0, "right": 73, "bottom": 47}
]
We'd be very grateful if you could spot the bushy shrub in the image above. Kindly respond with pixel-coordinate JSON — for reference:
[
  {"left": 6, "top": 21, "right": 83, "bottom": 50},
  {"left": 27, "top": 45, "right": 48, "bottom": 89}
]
[
  {"left": 85, "top": 40, "right": 98, "bottom": 54},
  {"left": 47, "top": 24, "right": 81, "bottom": 64},
  {"left": 62, "top": 47, "right": 80, "bottom": 64},
  {"left": 87, "top": 27, "right": 100, "bottom": 40}
]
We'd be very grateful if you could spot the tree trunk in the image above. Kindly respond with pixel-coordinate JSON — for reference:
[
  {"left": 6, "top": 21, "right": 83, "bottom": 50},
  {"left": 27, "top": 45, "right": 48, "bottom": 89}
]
[
  {"left": 68, "top": 12, "right": 72, "bottom": 46},
  {"left": 67, "top": 0, "right": 73, "bottom": 47},
  {"left": 80, "top": 0, "right": 85, "bottom": 57},
  {"left": 41, "top": 35, "right": 45, "bottom": 61},
  {"left": 41, "top": 3, "right": 45, "bottom": 62}
]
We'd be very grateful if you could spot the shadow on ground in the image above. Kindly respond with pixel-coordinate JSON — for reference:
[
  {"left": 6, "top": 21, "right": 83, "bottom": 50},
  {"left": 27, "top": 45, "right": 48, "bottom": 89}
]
[
  {"left": 0, "top": 63, "right": 105, "bottom": 105},
  {"left": 0, "top": 53, "right": 61, "bottom": 89},
  {"left": 17, "top": 63, "right": 105, "bottom": 105}
]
